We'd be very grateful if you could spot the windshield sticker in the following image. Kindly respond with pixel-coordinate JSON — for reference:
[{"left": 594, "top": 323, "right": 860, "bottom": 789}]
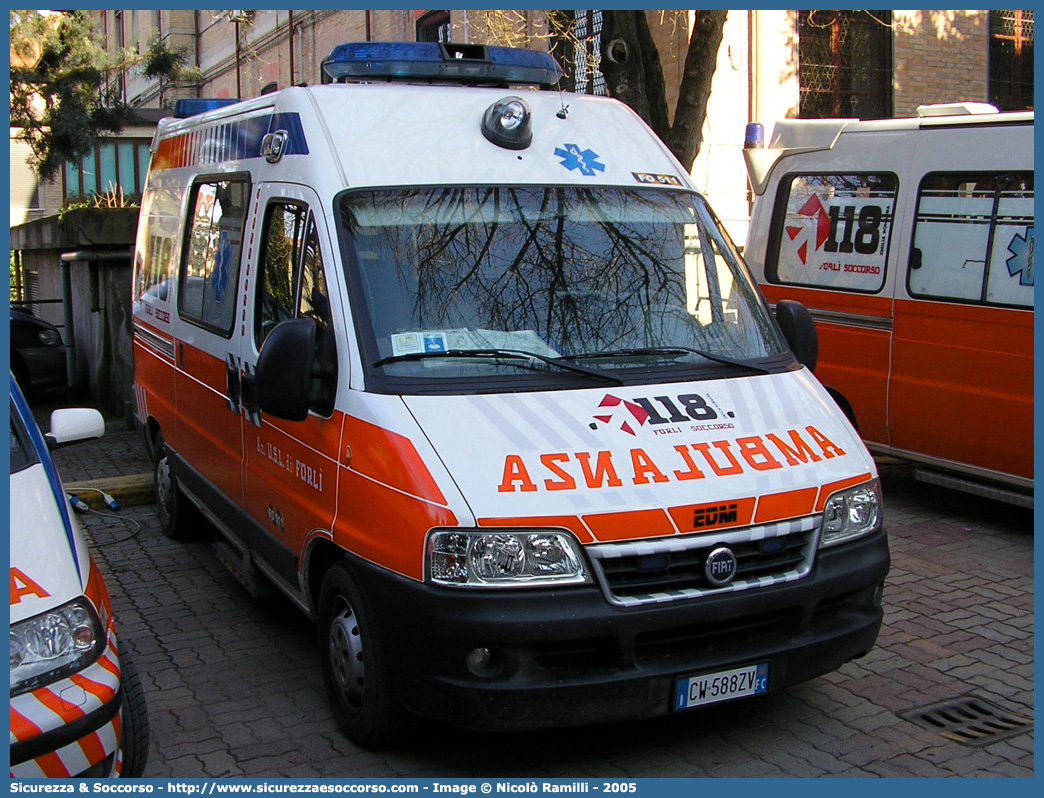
[
  {"left": 555, "top": 144, "right": 606, "bottom": 176},
  {"left": 392, "top": 331, "right": 448, "bottom": 356}
]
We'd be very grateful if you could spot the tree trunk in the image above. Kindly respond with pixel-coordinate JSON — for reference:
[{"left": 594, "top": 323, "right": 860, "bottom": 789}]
[
  {"left": 667, "top": 10, "right": 727, "bottom": 171},
  {"left": 600, "top": 10, "right": 727, "bottom": 173},
  {"left": 599, "top": 11, "right": 669, "bottom": 143}
]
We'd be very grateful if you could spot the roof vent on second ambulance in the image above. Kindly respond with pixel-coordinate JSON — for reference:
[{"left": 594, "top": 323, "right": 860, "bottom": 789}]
[
  {"left": 915, "top": 102, "right": 1000, "bottom": 117},
  {"left": 320, "top": 41, "right": 563, "bottom": 89}
]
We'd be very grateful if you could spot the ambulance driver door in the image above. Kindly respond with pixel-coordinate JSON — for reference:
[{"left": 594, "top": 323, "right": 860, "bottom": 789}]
[{"left": 241, "top": 186, "right": 341, "bottom": 589}]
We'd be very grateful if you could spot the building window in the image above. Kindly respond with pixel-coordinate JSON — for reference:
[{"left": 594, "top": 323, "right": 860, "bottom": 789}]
[
  {"left": 572, "top": 10, "right": 606, "bottom": 95},
  {"left": 798, "top": 10, "right": 892, "bottom": 119},
  {"left": 10, "top": 138, "right": 42, "bottom": 212},
  {"left": 416, "top": 10, "right": 451, "bottom": 43},
  {"left": 990, "top": 10, "right": 1034, "bottom": 110},
  {"left": 63, "top": 139, "right": 152, "bottom": 200}
]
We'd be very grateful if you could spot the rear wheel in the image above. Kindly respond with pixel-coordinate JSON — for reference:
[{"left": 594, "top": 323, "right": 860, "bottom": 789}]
[
  {"left": 117, "top": 643, "right": 150, "bottom": 778},
  {"left": 153, "top": 432, "right": 203, "bottom": 539},
  {"left": 318, "top": 562, "right": 417, "bottom": 747}
]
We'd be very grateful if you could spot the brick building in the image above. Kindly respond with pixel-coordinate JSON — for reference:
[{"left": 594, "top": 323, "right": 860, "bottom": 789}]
[{"left": 14, "top": 9, "right": 1034, "bottom": 239}]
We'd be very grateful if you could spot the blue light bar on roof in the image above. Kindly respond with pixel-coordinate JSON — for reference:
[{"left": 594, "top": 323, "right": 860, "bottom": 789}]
[
  {"left": 321, "top": 42, "right": 563, "bottom": 88},
  {"left": 174, "top": 98, "right": 241, "bottom": 118}
]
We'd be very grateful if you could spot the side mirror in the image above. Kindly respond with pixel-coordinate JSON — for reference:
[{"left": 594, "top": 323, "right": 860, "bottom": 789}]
[
  {"left": 255, "top": 318, "right": 316, "bottom": 421},
  {"left": 46, "top": 408, "right": 105, "bottom": 450},
  {"left": 775, "top": 299, "right": 818, "bottom": 371}
]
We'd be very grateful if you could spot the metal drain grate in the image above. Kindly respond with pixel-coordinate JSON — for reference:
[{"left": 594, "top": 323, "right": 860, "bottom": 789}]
[{"left": 900, "top": 696, "right": 1033, "bottom": 747}]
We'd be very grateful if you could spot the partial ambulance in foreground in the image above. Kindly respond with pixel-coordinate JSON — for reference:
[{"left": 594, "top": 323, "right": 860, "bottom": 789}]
[
  {"left": 10, "top": 375, "right": 150, "bottom": 777},
  {"left": 743, "top": 103, "right": 1033, "bottom": 507},
  {"left": 131, "top": 42, "right": 890, "bottom": 745}
]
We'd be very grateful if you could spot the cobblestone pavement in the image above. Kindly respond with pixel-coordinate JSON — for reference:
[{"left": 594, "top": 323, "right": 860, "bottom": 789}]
[{"left": 43, "top": 407, "right": 1033, "bottom": 779}]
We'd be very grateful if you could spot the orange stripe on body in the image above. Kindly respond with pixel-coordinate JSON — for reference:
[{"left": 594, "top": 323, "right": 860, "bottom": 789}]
[
  {"left": 10, "top": 706, "right": 43, "bottom": 743},
  {"left": 34, "top": 686, "right": 88, "bottom": 723},
  {"left": 335, "top": 468, "right": 458, "bottom": 581},
  {"left": 76, "top": 730, "right": 109, "bottom": 770},
  {"left": 816, "top": 473, "right": 874, "bottom": 512},
  {"left": 34, "top": 751, "right": 71, "bottom": 778},
  {"left": 69, "top": 672, "right": 118, "bottom": 705},
  {"left": 760, "top": 284, "right": 893, "bottom": 318},
  {"left": 95, "top": 649, "right": 120, "bottom": 681},
  {"left": 342, "top": 415, "right": 447, "bottom": 505},
  {"left": 582, "top": 508, "right": 675, "bottom": 542},
  {"left": 754, "top": 487, "right": 818, "bottom": 524}
]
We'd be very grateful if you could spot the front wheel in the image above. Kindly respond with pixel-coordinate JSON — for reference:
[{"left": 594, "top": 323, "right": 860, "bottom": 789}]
[
  {"left": 318, "top": 563, "right": 417, "bottom": 747},
  {"left": 117, "top": 643, "right": 150, "bottom": 778},
  {"left": 152, "top": 432, "right": 203, "bottom": 540}
]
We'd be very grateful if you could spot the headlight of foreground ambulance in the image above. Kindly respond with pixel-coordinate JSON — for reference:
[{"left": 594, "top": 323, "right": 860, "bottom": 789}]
[
  {"left": 819, "top": 479, "right": 883, "bottom": 548},
  {"left": 429, "top": 529, "right": 588, "bottom": 586},
  {"left": 9, "top": 597, "right": 106, "bottom": 695}
]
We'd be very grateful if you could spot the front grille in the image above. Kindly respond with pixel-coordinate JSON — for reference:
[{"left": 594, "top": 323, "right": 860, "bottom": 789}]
[
  {"left": 635, "top": 608, "right": 798, "bottom": 664},
  {"left": 587, "top": 515, "right": 820, "bottom": 606}
]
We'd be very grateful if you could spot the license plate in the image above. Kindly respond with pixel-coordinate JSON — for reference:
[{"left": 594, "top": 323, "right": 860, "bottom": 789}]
[{"left": 675, "top": 663, "right": 768, "bottom": 710}]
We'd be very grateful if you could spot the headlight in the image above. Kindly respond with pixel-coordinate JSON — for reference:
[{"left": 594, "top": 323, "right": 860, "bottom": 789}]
[
  {"left": 819, "top": 479, "right": 883, "bottom": 548},
  {"left": 10, "top": 598, "right": 105, "bottom": 696},
  {"left": 38, "top": 328, "right": 62, "bottom": 346},
  {"left": 429, "top": 529, "right": 588, "bottom": 586}
]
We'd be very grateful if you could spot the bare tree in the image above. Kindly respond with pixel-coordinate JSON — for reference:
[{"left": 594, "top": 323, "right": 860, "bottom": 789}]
[
  {"left": 600, "top": 10, "right": 727, "bottom": 172},
  {"left": 472, "top": 10, "right": 728, "bottom": 173}
]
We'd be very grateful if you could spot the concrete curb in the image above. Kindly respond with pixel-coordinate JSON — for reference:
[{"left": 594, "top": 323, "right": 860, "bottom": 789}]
[{"left": 65, "top": 474, "right": 154, "bottom": 510}]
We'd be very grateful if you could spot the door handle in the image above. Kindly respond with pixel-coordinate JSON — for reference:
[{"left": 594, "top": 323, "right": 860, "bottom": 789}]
[{"left": 225, "top": 353, "right": 242, "bottom": 415}]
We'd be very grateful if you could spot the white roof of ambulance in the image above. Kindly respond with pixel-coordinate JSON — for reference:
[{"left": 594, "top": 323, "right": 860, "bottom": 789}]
[{"left": 152, "top": 84, "right": 693, "bottom": 197}]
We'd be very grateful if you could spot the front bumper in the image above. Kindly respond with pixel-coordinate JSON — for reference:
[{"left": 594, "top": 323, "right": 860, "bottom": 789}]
[
  {"left": 350, "top": 529, "right": 889, "bottom": 731},
  {"left": 17, "top": 345, "right": 66, "bottom": 390},
  {"left": 9, "top": 641, "right": 123, "bottom": 778}
]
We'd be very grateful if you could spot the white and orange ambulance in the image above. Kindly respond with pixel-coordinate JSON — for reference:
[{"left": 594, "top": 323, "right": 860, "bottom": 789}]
[
  {"left": 742, "top": 103, "right": 1033, "bottom": 507},
  {"left": 10, "top": 375, "right": 149, "bottom": 777},
  {"left": 131, "top": 42, "right": 890, "bottom": 745}
]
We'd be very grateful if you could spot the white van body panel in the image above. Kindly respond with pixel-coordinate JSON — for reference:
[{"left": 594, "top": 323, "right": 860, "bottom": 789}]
[
  {"left": 403, "top": 371, "right": 871, "bottom": 527},
  {"left": 131, "top": 46, "right": 890, "bottom": 738},
  {"left": 743, "top": 109, "right": 1033, "bottom": 501}
]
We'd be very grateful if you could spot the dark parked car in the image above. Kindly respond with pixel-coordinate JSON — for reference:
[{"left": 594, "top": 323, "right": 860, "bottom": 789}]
[{"left": 10, "top": 306, "right": 66, "bottom": 391}]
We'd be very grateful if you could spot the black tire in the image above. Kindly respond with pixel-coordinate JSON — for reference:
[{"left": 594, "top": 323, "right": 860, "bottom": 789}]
[
  {"left": 117, "top": 642, "right": 150, "bottom": 778},
  {"left": 318, "top": 562, "right": 418, "bottom": 747},
  {"left": 152, "top": 432, "right": 203, "bottom": 539}
]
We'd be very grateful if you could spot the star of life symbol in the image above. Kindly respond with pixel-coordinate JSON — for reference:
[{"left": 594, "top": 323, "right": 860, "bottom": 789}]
[
  {"left": 785, "top": 194, "right": 831, "bottom": 265},
  {"left": 555, "top": 143, "right": 606, "bottom": 177},
  {"left": 1006, "top": 227, "right": 1034, "bottom": 286},
  {"left": 590, "top": 394, "right": 649, "bottom": 436}
]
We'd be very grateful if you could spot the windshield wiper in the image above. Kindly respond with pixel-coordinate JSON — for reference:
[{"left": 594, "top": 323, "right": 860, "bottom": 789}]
[
  {"left": 373, "top": 349, "right": 624, "bottom": 385},
  {"left": 561, "top": 346, "right": 771, "bottom": 375}
]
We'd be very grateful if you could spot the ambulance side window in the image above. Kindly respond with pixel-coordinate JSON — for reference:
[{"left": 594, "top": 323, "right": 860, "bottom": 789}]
[
  {"left": 907, "top": 172, "right": 1034, "bottom": 308},
  {"left": 766, "top": 173, "right": 897, "bottom": 294},
  {"left": 256, "top": 201, "right": 337, "bottom": 415},
  {"left": 179, "top": 176, "right": 250, "bottom": 336},
  {"left": 257, "top": 203, "right": 307, "bottom": 347}
]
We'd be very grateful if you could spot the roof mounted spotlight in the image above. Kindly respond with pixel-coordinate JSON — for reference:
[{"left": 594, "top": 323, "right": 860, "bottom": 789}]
[{"left": 482, "top": 96, "right": 534, "bottom": 150}]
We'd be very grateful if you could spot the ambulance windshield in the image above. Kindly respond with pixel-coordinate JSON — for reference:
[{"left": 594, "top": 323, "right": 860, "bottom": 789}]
[{"left": 338, "top": 186, "right": 787, "bottom": 387}]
